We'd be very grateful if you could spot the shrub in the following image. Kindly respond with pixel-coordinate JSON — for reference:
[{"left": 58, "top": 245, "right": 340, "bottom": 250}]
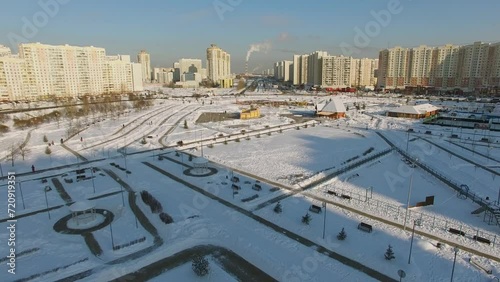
[
  {"left": 159, "top": 212, "right": 174, "bottom": 224},
  {"left": 337, "top": 228, "right": 347, "bottom": 240},
  {"left": 302, "top": 213, "right": 311, "bottom": 225},
  {"left": 192, "top": 256, "right": 210, "bottom": 276}
]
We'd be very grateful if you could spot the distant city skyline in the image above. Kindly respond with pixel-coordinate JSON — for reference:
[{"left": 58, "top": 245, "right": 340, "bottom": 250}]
[{"left": 1, "top": 0, "right": 499, "bottom": 72}]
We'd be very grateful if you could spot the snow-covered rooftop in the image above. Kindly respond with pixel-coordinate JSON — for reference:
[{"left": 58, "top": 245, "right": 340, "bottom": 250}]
[
  {"left": 319, "top": 99, "right": 346, "bottom": 113},
  {"left": 389, "top": 103, "right": 440, "bottom": 114},
  {"left": 69, "top": 200, "right": 95, "bottom": 212}
]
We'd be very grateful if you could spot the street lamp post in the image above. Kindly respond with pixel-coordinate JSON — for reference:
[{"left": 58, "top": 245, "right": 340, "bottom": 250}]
[
  {"left": 403, "top": 174, "right": 414, "bottom": 231},
  {"left": 117, "top": 178, "right": 125, "bottom": 206},
  {"left": 18, "top": 181, "right": 25, "bottom": 210},
  {"left": 44, "top": 187, "right": 51, "bottom": 219},
  {"left": 408, "top": 219, "right": 421, "bottom": 264},
  {"left": 90, "top": 168, "right": 96, "bottom": 194},
  {"left": 406, "top": 130, "right": 410, "bottom": 154},
  {"left": 451, "top": 247, "right": 459, "bottom": 281},
  {"left": 322, "top": 201, "right": 327, "bottom": 239},
  {"left": 110, "top": 222, "right": 115, "bottom": 249}
]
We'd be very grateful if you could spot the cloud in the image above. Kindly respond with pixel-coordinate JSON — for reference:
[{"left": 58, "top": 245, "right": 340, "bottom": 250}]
[{"left": 277, "top": 32, "right": 290, "bottom": 42}]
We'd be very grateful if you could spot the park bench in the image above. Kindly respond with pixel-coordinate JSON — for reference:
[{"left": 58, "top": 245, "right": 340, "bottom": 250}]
[
  {"left": 358, "top": 222, "right": 373, "bottom": 233},
  {"left": 341, "top": 194, "right": 352, "bottom": 200},
  {"left": 231, "top": 176, "right": 240, "bottom": 183},
  {"left": 309, "top": 205, "right": 322, "bottom": 214},
  {"left": 448, "top": 228, "right": 465, "bottom": 236},
  {"left": 252, "top": 184, "right": 262, "bottom": 191},
  {"left": 473, "top": 236, "right": 491, "bottom": 245},
  {"left": 327, "top": 190, "right": 338, "bottom": 196},
  {"left": 231, "top": 184, "right": 240, "bottom": 190}
]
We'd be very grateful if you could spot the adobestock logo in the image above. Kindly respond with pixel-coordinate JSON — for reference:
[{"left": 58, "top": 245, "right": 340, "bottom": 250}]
[
  {"left": 7, "top": 0, "right": 71, "bottom": 49},
  {"left": 340, "top": 0, "right": 406, "bottom": 56}
]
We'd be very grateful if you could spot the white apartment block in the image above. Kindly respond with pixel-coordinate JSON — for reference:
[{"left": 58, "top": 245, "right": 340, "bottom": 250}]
[
  {"left": 321, "top": 56, "right": 353, "bottom": 88},
  {"left": 0, "top": 42, "right": 143, "bottom": 101},
  {"left": 206, "top": 44, "right": 231, "bottom": 83},
  {"left": 0, "top": 56, "right": 28, "bottom": 101},
  {"left": 131, "top": 63, "right": 144, "bottom": 91},
  {"left": 293, "top": 54, "right": 308, "bottom": 85},
  {"left": 176, "top": 58, "right": 202, "bottom": 78},
  {"left": 307, "top": 51, "right": 328, "bottom": 86},
  {"left": 19, "top": 42, "right": 106, "bottom": 99},
  {"left": 103, "top": 55, "right": 133, "bottom": 94},
  {"left": 137, "top": 50, "right": 152, "bottom": 83},
  {"left": 274, "top": 60, "right": 292, "bottom": 82}
]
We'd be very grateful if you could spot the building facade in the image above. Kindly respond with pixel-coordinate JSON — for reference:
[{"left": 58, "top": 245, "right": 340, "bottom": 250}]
[
  {"left": 377, "top": 41, "right": 500, "bottom": 92},
  {"left": 206, "top": 44, "right": 231, "bottom": 87},
  {"left": 0, "top": 42, "right": 143, "bottom": 101},
  {"left": 137, "top": 50, "right": 151, "bottom": 83}
]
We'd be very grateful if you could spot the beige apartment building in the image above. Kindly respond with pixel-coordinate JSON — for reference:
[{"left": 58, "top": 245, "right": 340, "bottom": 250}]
[
  {"left": 377, "top": 41, "right": 500, "bottom": 91},
  {"left": 206, "top": 44, "right": 231, "bottom": 86}
]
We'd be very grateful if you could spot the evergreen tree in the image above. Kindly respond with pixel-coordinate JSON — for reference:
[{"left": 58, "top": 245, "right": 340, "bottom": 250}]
[
  {"left": 43, "top": 135, "right": 48, "bottom": 142},
  {"left": 192, "top": 256, "right": 210, "bottom": 276},
  {"left": 45, "top": 146, "right": 52, "bottom": 155},
  {"left": 184, "top": 120, "right": 188, "bottom": 129},
  {"left": 302, "top": 212, "right": 311, "bottom": 225},
  {"left": 385, "top": 245, "right": 395, "bottom": 260},
  {"left": 337, "top": 227, "right": 347, "bottom": 240},
  {"left": 273, "top": 201, "right": 282, "bottom": 213}
]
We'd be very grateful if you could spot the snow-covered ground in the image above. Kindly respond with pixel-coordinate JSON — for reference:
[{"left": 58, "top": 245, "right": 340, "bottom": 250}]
[{"left": 1, "top": 92, "right": 499, "bottom": 281}]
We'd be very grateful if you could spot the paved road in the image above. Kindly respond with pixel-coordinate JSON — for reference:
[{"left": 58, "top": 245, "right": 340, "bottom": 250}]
[
  {"left": 143, "top": 161, "right": 398, "bottom": 282},
  {"left": 446, "top": 139, "right": 500, "bottom": 164}
]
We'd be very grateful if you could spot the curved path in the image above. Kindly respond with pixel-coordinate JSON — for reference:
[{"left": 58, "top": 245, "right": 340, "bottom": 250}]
[
  {"left": 143, "top": 161, "right": 398, "bottom": 282},
  {"left": 84, "top": 104, "right": 175, "bottom": 150},
  {"left": 157, "top": 106, "right": 202, "bottom": 147},
  {"left": 110, "top": 245, "right": 277, "bottom": 282}
]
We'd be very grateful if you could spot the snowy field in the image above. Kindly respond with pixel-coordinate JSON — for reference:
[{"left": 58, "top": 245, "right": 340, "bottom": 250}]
[{"left": 0, "top": 92, "right": 499, "bottom": 281}]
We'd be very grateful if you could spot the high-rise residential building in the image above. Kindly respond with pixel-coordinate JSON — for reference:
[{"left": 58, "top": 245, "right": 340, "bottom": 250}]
[
  {"left": 321, "top": 56, "right": 353, "bottom": 88},
  {"left": 137, "top": 50, "right": 151, "bottom": 83},
  {"left": 0, "top": 45, "right": 11, "bottom": 57},
  {"left": 377, "top": 41, "right": 500, "bottom": 91},
  {"left": 307, "top": 51, "right": 328, "bottom": 86},
  {"left": 457, "top": 41, "right": 491, "bottom": 90},
  {"left": 103, "top": 55, "right": 133, "bottom": 94},
  {"left": 273, "top": 60, "right": 293, "bottom": 82},
  {"left": 206, "top": 44, "right": 231, "bottom": 86},
  {"left": 19, "top": 42, "right": 107, "bottom": 99},
  {"left": 0, "top": 55, "right": 28, "bottom": 101},
  {"left": 377, "top": 46, "right": 410, "bottom": 89},
  {"left": 0, "top": 42, "right": 143, "bottom": 101},
  {"left": 351, "top": 58, "right": 379, "bottom": 88},
  {"left": 431, "top": 44, "right": 460, "bottom": 89},
  {"left": 293, "top": 54, "right": 309, "bottom": 85},
  {"left": 408, "top": 45, "right": 434, "bottom": 87}
]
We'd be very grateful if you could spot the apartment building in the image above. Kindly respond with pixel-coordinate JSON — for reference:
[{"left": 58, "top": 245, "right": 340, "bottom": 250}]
[
  {"left": 0, "top": 45, "right": 11, "bottom": 57},
  {"left": 351, "top": 58, "right": 379, "bottom": 88},
  {"left": 137, "top": 50, "right": 152, "bottom": 83},
  {"left": 206, "top": 44, "right": 231, "bottom": 86},
  {"left": 273, "top": 60, "right": 293, "bottom": 82},
  {"left": 321, "top": 56, "right": 353, "bottom": 88},
  {"left": 377, "top": 41, "right": 500, "bottom": 91},
  {"left": 293, "top": 54, "right": 309, "bottom": 85},
  {"left": 0, "top": 42, "right": 143, "bottom": 101}
]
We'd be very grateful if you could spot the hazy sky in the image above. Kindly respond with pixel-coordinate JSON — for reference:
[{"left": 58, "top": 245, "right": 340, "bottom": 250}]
[{"left": 1, "top": 0, "right": 499, "bottom": 73}]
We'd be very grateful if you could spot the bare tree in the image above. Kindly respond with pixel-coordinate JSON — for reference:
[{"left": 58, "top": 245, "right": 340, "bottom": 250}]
[
  {"left": 8, "top": 145, "right": 18, "bottom": 167},
  {"left": 18, "top": 142, "right": 30, "bottom": 161}
]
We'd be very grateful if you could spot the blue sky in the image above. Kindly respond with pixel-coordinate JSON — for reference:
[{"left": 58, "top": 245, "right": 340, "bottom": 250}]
[{"left": 1, "top": 0, "right": 499, "bottom": 72}]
